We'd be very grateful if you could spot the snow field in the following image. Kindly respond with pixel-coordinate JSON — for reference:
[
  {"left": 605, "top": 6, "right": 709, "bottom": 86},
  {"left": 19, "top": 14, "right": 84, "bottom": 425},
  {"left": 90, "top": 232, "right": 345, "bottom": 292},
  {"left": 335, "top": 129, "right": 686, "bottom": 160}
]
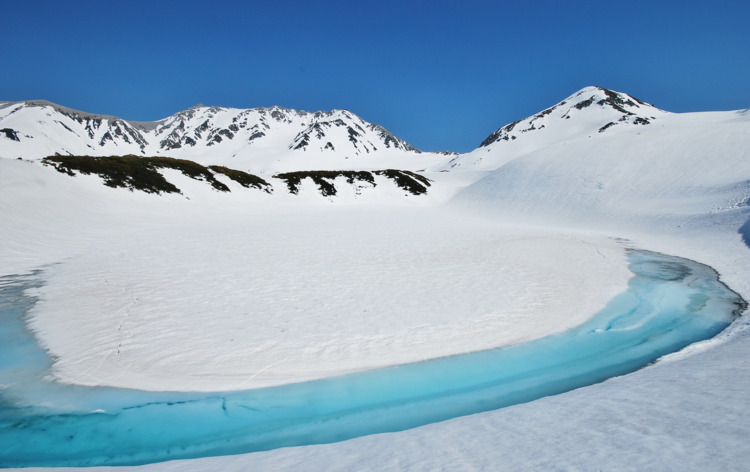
[{"left": 1, "top": 159, "right": 630, "bottom": 391}]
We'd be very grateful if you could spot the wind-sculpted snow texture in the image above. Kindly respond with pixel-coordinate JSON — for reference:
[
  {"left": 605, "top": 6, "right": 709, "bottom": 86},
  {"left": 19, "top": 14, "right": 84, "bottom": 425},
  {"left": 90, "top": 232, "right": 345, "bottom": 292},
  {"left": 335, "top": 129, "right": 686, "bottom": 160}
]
[{"left": 2, "top": 85, "right": 750, "bottom": 471}]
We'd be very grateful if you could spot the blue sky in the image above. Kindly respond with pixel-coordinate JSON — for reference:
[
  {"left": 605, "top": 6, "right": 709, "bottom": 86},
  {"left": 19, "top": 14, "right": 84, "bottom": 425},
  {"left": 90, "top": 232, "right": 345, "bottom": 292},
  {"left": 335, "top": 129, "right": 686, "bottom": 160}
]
[{"left": 3, "top": 0, "right": 749, "bottom": 152}]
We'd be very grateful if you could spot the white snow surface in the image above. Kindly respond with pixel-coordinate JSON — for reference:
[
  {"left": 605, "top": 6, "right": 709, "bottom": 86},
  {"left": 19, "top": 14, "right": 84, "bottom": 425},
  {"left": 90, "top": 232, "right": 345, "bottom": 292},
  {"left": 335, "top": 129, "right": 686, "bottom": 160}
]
[
  {"left": 0, "top": 158, "right": 628, "bottom": 392},
  {"left": 4, "top": 86, "right": 750, "bottom": 470}
]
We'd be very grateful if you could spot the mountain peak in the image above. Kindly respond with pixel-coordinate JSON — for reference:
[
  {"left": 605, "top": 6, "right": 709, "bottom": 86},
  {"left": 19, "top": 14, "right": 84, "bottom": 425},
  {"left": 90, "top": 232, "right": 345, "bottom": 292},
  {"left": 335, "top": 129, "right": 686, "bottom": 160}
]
[
  {"left": 566, "top": 86, "right": 657, "bottom": 114},
  {"left": 478, "top": 86, "right": 666, "bottom": 149}
]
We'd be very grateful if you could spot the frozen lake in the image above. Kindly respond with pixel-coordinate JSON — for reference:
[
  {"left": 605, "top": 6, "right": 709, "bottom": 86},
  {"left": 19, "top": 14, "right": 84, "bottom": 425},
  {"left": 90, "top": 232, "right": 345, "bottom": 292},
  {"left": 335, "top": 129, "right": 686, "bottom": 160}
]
[{"left": 0, "top": 250, "right": 744, "bottom": 467}]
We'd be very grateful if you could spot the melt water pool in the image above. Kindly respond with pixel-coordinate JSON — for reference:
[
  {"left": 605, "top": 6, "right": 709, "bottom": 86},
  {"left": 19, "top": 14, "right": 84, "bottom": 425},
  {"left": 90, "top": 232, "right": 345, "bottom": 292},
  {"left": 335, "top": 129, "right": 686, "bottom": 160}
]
[{"left": 0, "top": 250, "right": 744, "bottom": 467}]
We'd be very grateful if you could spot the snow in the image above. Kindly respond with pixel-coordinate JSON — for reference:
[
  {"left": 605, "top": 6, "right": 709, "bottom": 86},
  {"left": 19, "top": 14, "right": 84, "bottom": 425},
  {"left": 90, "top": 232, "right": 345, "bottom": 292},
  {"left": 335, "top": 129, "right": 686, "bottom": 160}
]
[
  {"left": 0, "top": 159, "right": 628, "bottom": 392},
  {"left": 3, "top": 86, "right": 750, "bottom": 470}
]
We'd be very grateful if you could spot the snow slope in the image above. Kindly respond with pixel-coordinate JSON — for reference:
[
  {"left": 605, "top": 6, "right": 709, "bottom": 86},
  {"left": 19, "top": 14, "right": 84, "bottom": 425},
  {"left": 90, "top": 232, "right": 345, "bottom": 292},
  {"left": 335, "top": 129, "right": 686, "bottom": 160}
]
[
  {"left": 3, "top": 85, "right": 750, "bottom": 470},
  {"left": 456, "top": 107, "right": 750, "bottom": 231}
]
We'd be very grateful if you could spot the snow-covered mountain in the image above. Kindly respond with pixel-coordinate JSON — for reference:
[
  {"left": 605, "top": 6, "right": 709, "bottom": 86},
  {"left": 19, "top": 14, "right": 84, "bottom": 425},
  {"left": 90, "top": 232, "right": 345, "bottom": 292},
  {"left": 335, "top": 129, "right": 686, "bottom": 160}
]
[
  {"left": 444, "top": 86, "right": 670, "bottom": 170},
  {"left": 0, "top": 101, "right": 432, "bottom": 173},
  {"left": 149, "top": 105, "right": 418, "bottom": 156},
  {"left": 453, "top": 88, "right": 750, "bottom": 238}
]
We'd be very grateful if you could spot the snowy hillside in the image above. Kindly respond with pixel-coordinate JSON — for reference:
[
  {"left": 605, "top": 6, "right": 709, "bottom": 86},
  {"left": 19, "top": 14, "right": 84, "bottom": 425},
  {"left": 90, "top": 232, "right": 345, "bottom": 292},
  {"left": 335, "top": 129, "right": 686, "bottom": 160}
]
[
  {"left": 454, "top": 105, "right": 750, "bottom": 235},
  {"left": 0, "top": 101, "right": 444, "bottom": 173}
]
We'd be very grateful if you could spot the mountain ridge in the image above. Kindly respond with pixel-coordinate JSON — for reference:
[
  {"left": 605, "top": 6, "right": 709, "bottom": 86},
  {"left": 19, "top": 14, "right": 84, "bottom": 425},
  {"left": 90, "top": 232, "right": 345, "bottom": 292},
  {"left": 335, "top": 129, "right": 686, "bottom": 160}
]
[
  {"left": 0, "top": 101, "right": 425, "bottom": 171},
  {"left": 3, "top": 86, "right": 746, "bottom": 178},
  {"left": 0, "top": 86, "right": 667, "bottom": 166}
]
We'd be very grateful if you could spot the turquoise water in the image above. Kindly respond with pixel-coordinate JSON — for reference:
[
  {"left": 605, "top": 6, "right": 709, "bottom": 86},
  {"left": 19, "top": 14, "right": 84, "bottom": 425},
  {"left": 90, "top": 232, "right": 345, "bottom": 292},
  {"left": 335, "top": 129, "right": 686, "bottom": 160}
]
[{"left": 0, "top": 251, "right": 745, "bottom": 467}]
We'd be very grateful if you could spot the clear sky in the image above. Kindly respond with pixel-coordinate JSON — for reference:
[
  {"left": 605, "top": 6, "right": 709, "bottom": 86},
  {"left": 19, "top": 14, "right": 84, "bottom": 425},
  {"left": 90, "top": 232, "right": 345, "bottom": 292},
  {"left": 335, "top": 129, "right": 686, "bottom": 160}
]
[{"left": 3, "top": 0, "right": 749, "bottom": 152}]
